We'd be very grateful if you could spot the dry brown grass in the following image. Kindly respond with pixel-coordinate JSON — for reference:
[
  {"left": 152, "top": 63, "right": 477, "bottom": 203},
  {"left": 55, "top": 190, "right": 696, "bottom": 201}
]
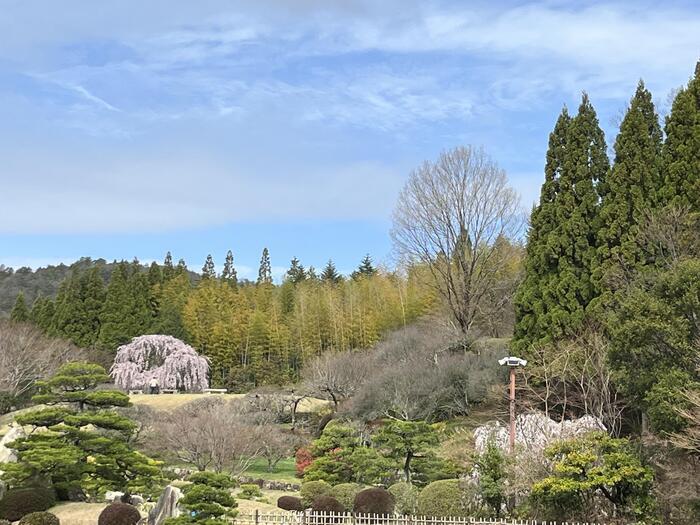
[
  {"left": 49, "top": 502, "right": 114, "bottom": 524},
  {"left": 128, "top": 392, "right": 329, "bottom": 413}
]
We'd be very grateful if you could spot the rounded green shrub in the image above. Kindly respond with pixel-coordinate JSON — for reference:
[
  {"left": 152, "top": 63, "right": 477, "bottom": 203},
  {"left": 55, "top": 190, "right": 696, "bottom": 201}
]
[
  {"left": 389, "top": 482, "right": 420, "bottom": 515},
  {"left": 18, "top": 511, "right": 60, "bottom": 525},
  {"left": 0, "top": 488, "right": 56, "bottom": 522},
  {"left": 97, "top": 502, "right": 141, "bottom": 525},
  {"left": 239, "top": 483, "right": 263, "bottom": 500},
  {"left": 352, "top": 487, "right": 394, "bottom": 515},
  {"left": 277, "top": 496, "right": 305, "bottom": 511},
  {"left": 330, "top": 483, "right": 362, "bottom": 512},
  {"left": 311, "top": 496, "right": 345, "bottom": 513},
  {"left": 416, "top": 479, "right": 477, "bottom": 517},
  {"left": 300, "top": 480, "right": 332, "bottom": 507}
]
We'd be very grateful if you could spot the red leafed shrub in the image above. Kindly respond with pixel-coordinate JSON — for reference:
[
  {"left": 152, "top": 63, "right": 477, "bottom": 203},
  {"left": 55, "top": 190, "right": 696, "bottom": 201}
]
[
  {"left": 97, "top": 503, "right": 141, "bottom": 525},
  {"left": 353, "top": 487, "right": 395, "bottom": 515},
  {"left": 277, "top": 496, "right": 305, "bottom": 511},
  {"left": 295, "top": 447, "right": 313, "bottom": 477}
]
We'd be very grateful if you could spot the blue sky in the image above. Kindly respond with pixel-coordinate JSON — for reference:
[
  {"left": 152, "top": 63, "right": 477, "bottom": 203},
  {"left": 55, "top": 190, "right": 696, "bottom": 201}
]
[{"left": 1, "top": 1, "right": 699, "bottom": 279}]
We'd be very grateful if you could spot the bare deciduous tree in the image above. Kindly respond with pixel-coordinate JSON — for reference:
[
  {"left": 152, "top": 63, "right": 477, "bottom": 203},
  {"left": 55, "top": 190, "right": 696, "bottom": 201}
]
[
  {"left": 0, "top": 321, "right": 83, "bottom": 398},
  {"left": 391, "top": 146, "right": 524, "bottom": 336},
  {"left": 257, "top": 425, "right": 297, "bottom": 472},
  {"left": 152, "top": 398, "right": 262, "bottom": 474},
  {"left": 302, "top": 350, "right": 369, "bottom": 410}
]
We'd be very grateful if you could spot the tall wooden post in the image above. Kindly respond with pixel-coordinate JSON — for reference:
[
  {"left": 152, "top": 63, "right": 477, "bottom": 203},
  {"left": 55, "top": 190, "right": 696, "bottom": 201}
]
[{"left": 509, "top": 366, "right": 516, "bottom": 454}]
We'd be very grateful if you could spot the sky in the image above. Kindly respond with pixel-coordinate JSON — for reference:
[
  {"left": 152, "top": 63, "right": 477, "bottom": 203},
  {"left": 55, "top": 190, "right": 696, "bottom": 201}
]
[{"left": 1, "top": 1, "right": 699, "bottom": 279}]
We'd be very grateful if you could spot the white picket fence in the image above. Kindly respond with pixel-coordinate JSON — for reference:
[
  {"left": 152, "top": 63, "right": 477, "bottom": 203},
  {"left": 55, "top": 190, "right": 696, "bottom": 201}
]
[
  {"left": 231, "top": 511, "right": 610, "bottom": 525},
  {"left": 67, "top": 510, "right": 611, "bottom": 525}
]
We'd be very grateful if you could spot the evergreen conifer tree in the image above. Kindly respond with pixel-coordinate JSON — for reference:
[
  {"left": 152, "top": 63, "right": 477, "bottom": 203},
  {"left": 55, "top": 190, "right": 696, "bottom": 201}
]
[
  {"left": 352, "top": 254, "right": 377, "bottom": 279},
  {"left": 286, "top": 257, "right": 306, "bottom": 284},
  {"left": 221, "top": 250, "right": 238, "bottom": 287},
  {"left": 662, "top": 61, "right": 700, "bottom": 210},
  {"left": 321, "top": 260, "right": 342, "bottom": 284},
  {"left": 163, "top": 252, "right": 175, "bottom": 281},
  {"left": 202, "top": 254, "right": 216, "bottom": 280},
  {"left": 513, "top": 108, "right": 571, "bottom": 351},
  {"left": 148, "top": 262, "right": 163, "bottom": 287},
  {"left": 10, "top": 291, "right": 30, "bottom": 322},
  {"left": 258, "top": 248, "right": 272, "bottom": 285},
  {"left": 31, "top": 295, "right": 55, "bottom": 332},
  {"left": 176, "top": 258, "right": 188, "bottom": 276},
  {"left": 514, "top": 95, "right": 608, "bottom": 352},
  {"left": 98, "top": 262, "right": 134, "bottom": 351},
  {"left": 592, "top": 81, "right": 663, "bottom": 304}
]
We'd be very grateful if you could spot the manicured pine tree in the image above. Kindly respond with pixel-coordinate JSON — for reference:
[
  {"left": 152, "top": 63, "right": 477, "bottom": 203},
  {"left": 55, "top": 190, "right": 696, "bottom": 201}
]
[
  {"left": 162, "top": 251, "right": 175, "bottom": 281},
  {"left": 257, "top": 248, "right": 272, "bottom": 285},
  {"left": 10, "top": 291, "right": 30, "bottom": 322},
  {"left": 202, "top": 254, "right": 216, "bottom": 280},
  {"left": 513, "top": 108, "right": 571, "bottom": 352},
  {"left": 321, "top": 259, "right": 342, "bottom": 284},
  {"left": 221, "top": 250, "right": 238, "bottom": 287},
  {"left": 661, "top": 61, "right": 700, "bottom": 210},
  {"left": 592, "top": 80, "right": 663, "bottom": 304},
  {"left": 286, "top": 257, "right": 306, "bottom": 284}
]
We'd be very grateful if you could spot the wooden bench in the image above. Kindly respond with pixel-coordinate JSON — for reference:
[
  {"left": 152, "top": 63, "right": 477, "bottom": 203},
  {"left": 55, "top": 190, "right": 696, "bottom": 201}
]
[
  {"left": 128, "top": 389, "right": 143, "bottom": 395},
  {"left": 161, "top": 389, "right": 178, "bottom": 394},
  {"left": 203, "top": 388, "right": 228, "bottom": 395}
]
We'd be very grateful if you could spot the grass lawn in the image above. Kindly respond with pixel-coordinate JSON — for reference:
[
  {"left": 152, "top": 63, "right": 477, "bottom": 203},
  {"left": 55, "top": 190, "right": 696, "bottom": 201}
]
[
  {"left": 128, "top": 393, "right": 330, "bottom": 413},
  {"left": 243, "top": 457, "right": 298, "bottom": 483}
]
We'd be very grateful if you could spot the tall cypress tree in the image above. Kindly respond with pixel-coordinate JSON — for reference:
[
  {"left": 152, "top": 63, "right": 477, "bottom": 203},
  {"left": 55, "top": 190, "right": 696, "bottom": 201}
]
[
  {"left": 10, "top": 292, "right": 30, "bottom": 322},
  {"left": 257, "top": 248, "right": 272, "bottom": 285},
  {"left": 202, "top": 254, "right": 216, "bottom": 280},
  {"left": 592, "top": 80, "right": 663, "bottom": 302},
  {"left": 53, "top": 272, "right": 91, "bottom": 344},
  {"left": 513, "top": 95, "right": 608, "bottom": 352},
  {"left": 98, "top": 262, "right": 133, "bottom": 351},
  {"left": 31, "top": 295, "right": 55, "bottom": 332},
  {"left": 221, "top": 250, "right": 238, "bottom": 287},
  {"left": 163, "top": 252, "right": 175, "bottom": 281},
  {"left": 352, "top": 254, "right": 377, "bottom": 279},
  {"left": 176, "top": 258, "right": 188, "bottom": 276},
  {"left": 557, "top": 93, "right": 609, "bottom": 331},
  {"left": 513, "top": 108, "right": 571, "bottom": 351},
  {"left": 662, "top": 61, "right": 700, "bottom": 210}
]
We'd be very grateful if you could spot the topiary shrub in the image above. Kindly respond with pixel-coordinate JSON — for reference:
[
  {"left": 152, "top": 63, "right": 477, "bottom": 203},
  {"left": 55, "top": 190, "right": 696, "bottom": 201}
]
[
  {"left": 97, "top": 502, "right": 141, "bottom": 525},
  {"left": 353, "top": 487, "right": 394, "bottom": 515},
  {"left": 18, "top": 511, "right": 60, "bottom": 525},
  {"left": 277, "top": 496, "right": 305, "bottom": 511},
  {"left": 0, "top": 488, "right": 56, "bottom": 522},
  {"left": 300, "top": 480, "right": 332, "bottom": 507},
  {"left": 311, "top": 496, "right": 345, "bottom": 513},
  {"left": 330, "top": 483, "right": 362, "bottom": 512},
  {"left": 416, "top": 479, "right": 479, "bottom": 517},
  {"left": 389, "top": 482, "right": 420, "bottom": 515}
]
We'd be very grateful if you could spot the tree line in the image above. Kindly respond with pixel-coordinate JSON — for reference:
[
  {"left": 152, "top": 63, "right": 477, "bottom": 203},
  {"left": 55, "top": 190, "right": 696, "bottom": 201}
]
[{"left": 9, "top": 251, "right": 435, "bottom": 388}]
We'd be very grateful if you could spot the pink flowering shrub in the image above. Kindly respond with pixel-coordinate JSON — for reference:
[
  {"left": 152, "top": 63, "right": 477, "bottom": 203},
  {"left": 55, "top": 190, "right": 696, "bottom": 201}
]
[{"left": 110, "top": 335, "right": 209, "bottom": 392}]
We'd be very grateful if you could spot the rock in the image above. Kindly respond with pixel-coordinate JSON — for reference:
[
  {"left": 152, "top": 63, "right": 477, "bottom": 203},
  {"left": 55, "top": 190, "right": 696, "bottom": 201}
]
[
  {"left": 106, "top": 490, "right": 124, "bottom": 502},
  {"left": 0, "top": 424, "right": 25, "bottom": 500},
  {"left": 131, "top": 495, "right": 145, "bottom": 505},
  {"left": 0, "top": 424, "right": 24, "bottom": 463},
  {"left": 148, "top": 485, "right": 183, "bottom": 525},
  {"left": 473, "top": 411, "right": 605, "bottom": 455}
]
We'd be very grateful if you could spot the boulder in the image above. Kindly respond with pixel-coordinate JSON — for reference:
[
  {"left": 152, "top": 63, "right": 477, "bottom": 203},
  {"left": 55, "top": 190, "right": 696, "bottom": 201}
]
[
  {"left": 473, "top": 411, "right": 605, "bottom": 455},
  {"left": 148, "top": 485, "right": 183, "bottom": 525},
  {"left": 0, "top": 424, "right": 24, "bottom": 463},
  {"left": 0, "top": 423, "right": 25, "bottom": 499}
]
